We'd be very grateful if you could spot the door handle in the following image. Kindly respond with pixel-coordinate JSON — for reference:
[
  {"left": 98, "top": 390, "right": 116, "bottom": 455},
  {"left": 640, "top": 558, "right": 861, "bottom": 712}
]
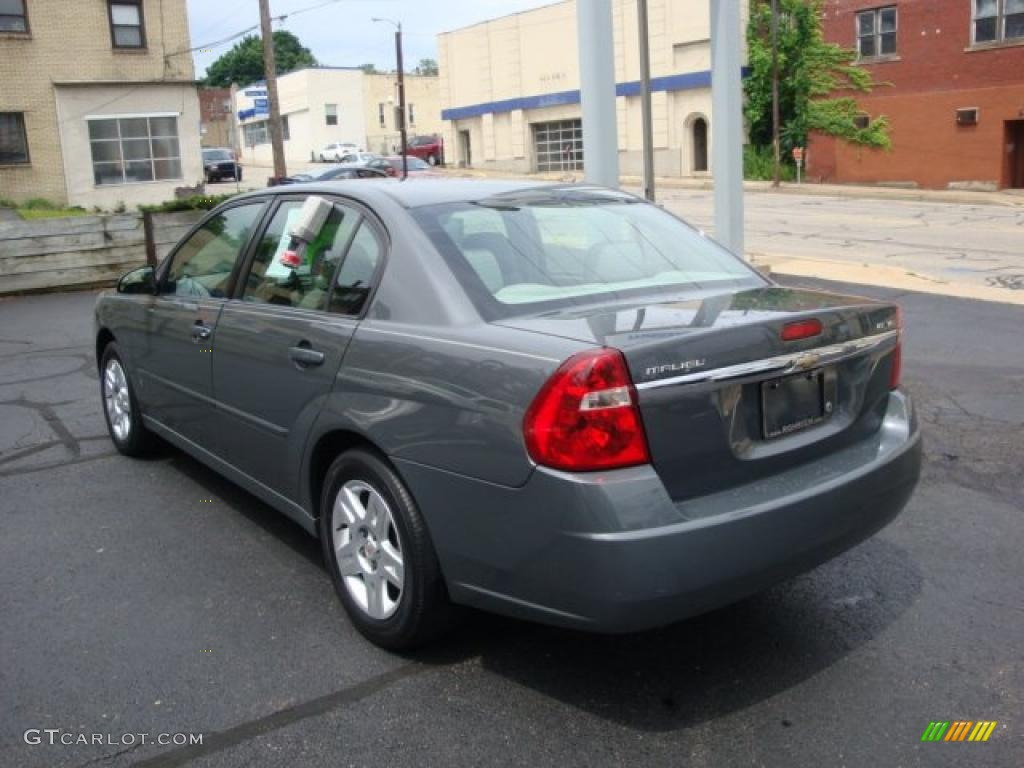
[
  {"left": 192, "top": 323, "right": 212, "bottom": 343},
  {"left": 289, "top": 344, "right": 325, "bottom": 368}
]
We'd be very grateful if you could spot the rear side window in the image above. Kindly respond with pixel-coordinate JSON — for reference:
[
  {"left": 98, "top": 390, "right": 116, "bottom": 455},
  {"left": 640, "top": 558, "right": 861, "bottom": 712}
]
[
  {"left": 164, "top": 203, "right": 263, "bottom": 298},
  {"left": 412, "top": 192, "right": 764, "bottom": 318},
  {"left": 330, "top": 223, "right": 383, "bottom": 316},
  {"left": 240, "top": 200, "right": 359, "bottom": 311}
]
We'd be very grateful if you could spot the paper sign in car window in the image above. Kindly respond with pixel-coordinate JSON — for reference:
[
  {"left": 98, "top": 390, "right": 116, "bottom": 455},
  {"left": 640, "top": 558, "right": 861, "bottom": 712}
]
[{"left": 266, "top": 207, "right": 305, "bottom": 279}]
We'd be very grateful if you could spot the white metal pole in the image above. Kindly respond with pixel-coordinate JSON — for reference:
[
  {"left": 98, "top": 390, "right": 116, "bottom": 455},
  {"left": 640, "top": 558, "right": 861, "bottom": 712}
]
[
  {"left": 710, "top": 0, "right": 745, "bottom": 256},
  {"left": 577, "top": 0, "right": 619, "bottom": 187}
]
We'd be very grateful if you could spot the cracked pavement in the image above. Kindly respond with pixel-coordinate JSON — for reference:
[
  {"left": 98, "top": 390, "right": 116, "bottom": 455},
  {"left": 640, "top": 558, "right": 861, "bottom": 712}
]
[
  {"left": 0, "top": 280, "right": 1021, "bottom": 767},
  {"left": 657, "top": 189, "right": 1024, "bottom": 305}
]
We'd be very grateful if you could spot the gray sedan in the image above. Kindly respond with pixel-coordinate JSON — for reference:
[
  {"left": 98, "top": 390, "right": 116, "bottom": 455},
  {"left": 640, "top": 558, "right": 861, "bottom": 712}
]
[{"left": 95, "top": 180, "right": 921, "bottom": 649}]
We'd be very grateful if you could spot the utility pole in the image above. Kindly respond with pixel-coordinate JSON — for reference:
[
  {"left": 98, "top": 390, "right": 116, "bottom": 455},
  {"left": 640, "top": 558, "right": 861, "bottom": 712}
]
[
  {"left": 396, "top": 24, "right": 408, "bottom": 180},
  {"left": 637, "top": 0, "right": 655, "bottom": 201},
  {"left": 710, "top": 0, "right": 745, "bottom": 256},
  {"left": 374, "top": 18, "right": 408, "bottom": 179},
  {"left": 771, "top": 0, "right": 781, "bottom": 188},
  {"left": 577, "top": 0, "right": 619, "bottom": 187},
  {"left": 258, "top": 0, "right": 287, "bottom": 182}
]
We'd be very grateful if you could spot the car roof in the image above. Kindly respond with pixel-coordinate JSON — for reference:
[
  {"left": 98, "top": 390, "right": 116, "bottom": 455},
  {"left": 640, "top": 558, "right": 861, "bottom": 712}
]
[{"left": 234, "top": 178, "right": 561, "bottom": 209}]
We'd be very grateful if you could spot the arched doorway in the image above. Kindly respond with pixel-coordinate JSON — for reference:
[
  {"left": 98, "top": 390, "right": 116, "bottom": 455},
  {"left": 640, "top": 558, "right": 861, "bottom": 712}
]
[{"left": 692, "top": 117, "right": 709, "bottom": 172}]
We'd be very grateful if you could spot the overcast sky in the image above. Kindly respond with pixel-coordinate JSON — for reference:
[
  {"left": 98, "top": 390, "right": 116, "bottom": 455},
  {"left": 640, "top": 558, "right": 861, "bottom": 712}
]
[{"left": 186, "top": 0, "right": 554, "bottom": 77}]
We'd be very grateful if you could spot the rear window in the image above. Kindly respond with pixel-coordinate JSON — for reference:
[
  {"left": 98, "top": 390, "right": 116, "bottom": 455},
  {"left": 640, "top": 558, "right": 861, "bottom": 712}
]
[
  {"left": 412, "top": 189, "right": 765, "bottom": 318},
  {"left": 204, "top": 150, "right": 233, "bottom": 162}
]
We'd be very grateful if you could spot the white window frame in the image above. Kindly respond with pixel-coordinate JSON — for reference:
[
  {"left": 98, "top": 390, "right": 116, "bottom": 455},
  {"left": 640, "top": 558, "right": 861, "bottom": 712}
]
[
  {"left": 325, "top": 103, "right": 338, "bottom": 126},
  {"left": 972, "top": 0, "right": 1024, "bottom": 44},
  {"left": 533, "top": 119, "right": 584, "bottom": 173},
  {"left": 87, "top": 114, "right": 182, "bottom": 187},
  {"left": 855, "top": 6, "right": 898, "bottom": 60}
]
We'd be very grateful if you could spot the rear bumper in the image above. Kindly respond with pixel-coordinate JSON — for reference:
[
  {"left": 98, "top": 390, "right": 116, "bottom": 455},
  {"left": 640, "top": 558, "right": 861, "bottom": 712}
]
[{"left": 396, "top": 391, "right": 921, "bottom": 633}]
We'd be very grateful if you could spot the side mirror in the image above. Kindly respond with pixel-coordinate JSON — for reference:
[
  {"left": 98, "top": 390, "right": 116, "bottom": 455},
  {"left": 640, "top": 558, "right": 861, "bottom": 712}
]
[{"left": 117, "top": 266, "right": 156, "bottom": 295}]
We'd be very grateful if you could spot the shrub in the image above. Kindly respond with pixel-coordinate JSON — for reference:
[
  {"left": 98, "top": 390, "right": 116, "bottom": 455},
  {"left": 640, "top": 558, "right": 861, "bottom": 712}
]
[
  {"left": 139, "top": 193, "right": 238, "bottom": 214},
  {"left": 744, "top": 145, "right": 796, "bottom": 182}
]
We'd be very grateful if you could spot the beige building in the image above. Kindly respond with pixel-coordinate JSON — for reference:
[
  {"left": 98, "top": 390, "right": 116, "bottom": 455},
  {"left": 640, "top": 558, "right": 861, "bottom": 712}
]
[
  {"left": 438, "top": 0, "right": 748, "bottom": 176},
  {"left": 233, "top": 68, "right": 441, "bottom": 167},
  {"left": 0, "top": 0, "right": 202, "bottom": 209}
]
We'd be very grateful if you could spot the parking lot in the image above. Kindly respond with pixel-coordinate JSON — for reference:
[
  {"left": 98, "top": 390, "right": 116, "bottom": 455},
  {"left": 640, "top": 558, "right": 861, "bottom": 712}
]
[{"left": 1, "top": 265, "right": 1021, "bottom": 767}]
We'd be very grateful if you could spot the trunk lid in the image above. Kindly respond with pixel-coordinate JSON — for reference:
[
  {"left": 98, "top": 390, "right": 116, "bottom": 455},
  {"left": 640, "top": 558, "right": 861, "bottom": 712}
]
[{"left": 497, "top": 286, "right": 901, "bottom": 501}]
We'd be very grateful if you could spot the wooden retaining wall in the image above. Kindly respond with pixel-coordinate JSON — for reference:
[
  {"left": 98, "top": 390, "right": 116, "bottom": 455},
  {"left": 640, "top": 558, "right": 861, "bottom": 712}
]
[{"left": 0, "top": 210, "right": 204, "bottom": 295}]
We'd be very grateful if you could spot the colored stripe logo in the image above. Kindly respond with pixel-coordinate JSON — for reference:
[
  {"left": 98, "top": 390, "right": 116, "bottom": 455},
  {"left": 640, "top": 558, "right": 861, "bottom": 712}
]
[{"left": 921, "top": 721, "right": 998, "bottom": 742}]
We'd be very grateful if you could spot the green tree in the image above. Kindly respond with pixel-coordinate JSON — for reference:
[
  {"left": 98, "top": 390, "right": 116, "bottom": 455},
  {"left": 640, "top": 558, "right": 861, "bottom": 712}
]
[
  {"left": 359, "top": 63, "right": 380, "bottom": 74},
  {"left": 415, "top": 58, "right": 438, "bottom": 76},
  {"left": 744, "top": 0, "right": 890, "bottom": 160},
  {"left": 204, "top": 30, "right": 316, "bottom": 87}
]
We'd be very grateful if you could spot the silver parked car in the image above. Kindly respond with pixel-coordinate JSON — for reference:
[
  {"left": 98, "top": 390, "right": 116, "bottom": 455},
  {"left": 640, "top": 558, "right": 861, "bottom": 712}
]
[{"left": 95, "top": 181, "right": 921, "bottom": 649}]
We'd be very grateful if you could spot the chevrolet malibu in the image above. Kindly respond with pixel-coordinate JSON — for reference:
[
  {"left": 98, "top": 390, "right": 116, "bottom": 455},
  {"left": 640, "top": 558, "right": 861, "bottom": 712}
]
[{"left": 95, "top": 180, "right": 922, "bottom": 650}]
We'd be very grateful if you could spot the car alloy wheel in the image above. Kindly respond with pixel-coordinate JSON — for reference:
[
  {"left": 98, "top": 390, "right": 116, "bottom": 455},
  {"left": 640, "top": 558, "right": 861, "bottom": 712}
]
[
  {"left": 103, "top": 358, "right": 132, "bottom": 442},
  {"left": 330, "top": 479, "right": 405, "bottom": 620}
]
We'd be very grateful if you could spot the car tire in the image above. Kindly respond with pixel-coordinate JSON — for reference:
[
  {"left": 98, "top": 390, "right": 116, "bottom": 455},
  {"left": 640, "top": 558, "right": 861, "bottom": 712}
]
[
  {"left": 427, "top": 154, "right": 438, "bottom": 166},
  {"left": 99, "top": 342, "right": 156, "bottom": 457},
  {"left": 320, "top": 154, "right": 326, "bottom": 163},
  {"left": 319, "top": 448, "right": 454, "bottom": 650}
]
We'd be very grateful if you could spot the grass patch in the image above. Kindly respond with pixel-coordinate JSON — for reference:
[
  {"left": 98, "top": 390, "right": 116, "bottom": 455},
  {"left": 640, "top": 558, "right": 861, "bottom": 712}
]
[{"left": 18, "top": 208, "right": 91, "bottom": 220}]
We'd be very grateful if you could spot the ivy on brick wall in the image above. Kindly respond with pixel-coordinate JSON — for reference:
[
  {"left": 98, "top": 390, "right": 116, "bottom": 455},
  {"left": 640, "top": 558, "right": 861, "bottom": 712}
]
[{"left": 745, "top": 0, "right": 892, "bottom": 158}]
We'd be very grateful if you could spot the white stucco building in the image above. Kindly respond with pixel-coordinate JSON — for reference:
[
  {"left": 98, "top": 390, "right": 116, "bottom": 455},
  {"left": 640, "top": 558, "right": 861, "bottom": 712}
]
[
  {"left": 233, "top": 67, "right": 441, "bottom": 167},
  {"left": 437, "top": 0, "right": 749, "bottom": 177}
]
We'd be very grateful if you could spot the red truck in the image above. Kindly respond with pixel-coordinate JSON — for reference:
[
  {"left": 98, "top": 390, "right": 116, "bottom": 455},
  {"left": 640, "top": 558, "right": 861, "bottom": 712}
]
[{"left": 404, "top": 134, "right": 444, "bottom": 166}]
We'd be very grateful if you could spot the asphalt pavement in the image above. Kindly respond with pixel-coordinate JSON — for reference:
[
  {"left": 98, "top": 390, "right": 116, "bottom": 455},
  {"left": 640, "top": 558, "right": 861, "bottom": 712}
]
[{"left": 0, "top": 280, "right": 1021, "bottom": 768}]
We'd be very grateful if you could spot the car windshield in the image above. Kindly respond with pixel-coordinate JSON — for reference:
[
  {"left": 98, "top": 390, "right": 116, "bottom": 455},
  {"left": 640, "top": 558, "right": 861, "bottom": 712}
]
[
  {"left": 412, "top": 188, "right": 765, "bottom": 319},
  {"left": 203, "top": 150, "right": 233, "bottom": 162}
]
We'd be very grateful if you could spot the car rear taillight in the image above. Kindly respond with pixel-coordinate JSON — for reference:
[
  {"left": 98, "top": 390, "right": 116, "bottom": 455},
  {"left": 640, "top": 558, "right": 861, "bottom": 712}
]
[
  {"left": 890, "top": 307, "right": 903, "bottom": 390},
  {"left": 781, "top": 318, "right": 823, "bottom": 341},
  {"left": 523, "top": 349, "right": 650, "bottom": 472}
]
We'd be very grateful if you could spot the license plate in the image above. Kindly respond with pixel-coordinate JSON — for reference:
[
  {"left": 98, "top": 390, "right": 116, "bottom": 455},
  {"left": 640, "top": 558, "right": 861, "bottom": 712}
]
[{"left": 761, "top": 370, "right": 828, "bottom": 439}]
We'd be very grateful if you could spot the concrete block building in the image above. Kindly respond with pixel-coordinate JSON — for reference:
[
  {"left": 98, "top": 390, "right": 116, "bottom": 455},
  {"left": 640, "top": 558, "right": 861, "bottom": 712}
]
[
  {"left": 437, "top": 0, "right": 749, "bottom": 177},
  {"left": 233, "top": 68, "right": 441, "bottom": 166},
  {"left": 0, "top": 0, "right": 203, "bottom": 208},
  {"left": 809, "top": 0, "right": 1024, "bottom": 190}
]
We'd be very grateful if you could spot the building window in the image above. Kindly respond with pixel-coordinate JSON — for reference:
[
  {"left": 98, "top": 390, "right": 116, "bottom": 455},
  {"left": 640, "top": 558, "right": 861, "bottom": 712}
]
[
  {"left": 378, "top": 103, "right": 386, "bottom": 128},
  {"left": 973, "top": 0, "right": 1024, "bottom": 44},
  {"left": 0, "top": 112, "right": 30, "bottom": 164},
  {"left": 88, "top": 115, "right": 181, "bottom": 186},
  {"left": 108, "top": 1, "right": 145, "bottom": 49},
  {"left": 533, "top": 119, "right": 583, "bottom": 172},
  {"left": 0, "top": 0, "right": 29, "bottom": 33},
  {"left": 408, "top": 103, "right": 416, "bottom": 126},
  {"left": 325, "top": 103, "right": 338, "bottom": 126},
  {"left": 242, "top": 117, "right": 289, "bottom": 146},
  {"left": 856, "top": 6, "right": 897, "bottom": 58}
]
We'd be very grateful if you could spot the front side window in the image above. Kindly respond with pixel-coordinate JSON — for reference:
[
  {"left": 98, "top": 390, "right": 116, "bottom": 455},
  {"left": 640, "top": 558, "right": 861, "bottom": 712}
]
[
  {"left": 164, "top": 204, "right": 263, "bottom": 298},
  {"left": 0, "top": 112, "right": 30, "bottom": 164},
  {"left": 109, "top": 1, "right": 145, "bottom": 48},
  {"left": 413, "top": 190, "right": 764, "bottom": 319},
  {"left": 325, "top": 103, "right": 338, "bottom": 126},
  {"left": 89, "top": 116, "right": 181, "bottom": 185},
  {"left": 856, "top": 6, "right": 897, "bottom": 58},
  {"left": 241, "top": 200, "right": 361, "bottom": 312},
  {"left": 0, "top": 0, "right": 28, "bottom": 32},
  {"left": 974, "top": 0, "right": 1024, "bottom": 43}
]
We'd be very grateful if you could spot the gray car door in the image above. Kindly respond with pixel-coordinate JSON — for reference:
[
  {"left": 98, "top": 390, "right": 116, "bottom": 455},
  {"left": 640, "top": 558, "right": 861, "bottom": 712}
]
[
  {"left": 136, "top": 201, "right": 265, "bottom": 445},
  {"left": 209, "top": 196, "right": 386, "bottom": 500}
]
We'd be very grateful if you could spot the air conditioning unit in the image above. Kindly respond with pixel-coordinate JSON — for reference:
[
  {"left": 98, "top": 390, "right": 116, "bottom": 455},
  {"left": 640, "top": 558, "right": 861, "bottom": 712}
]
[{"left": 956, "top": 108, "right": 979, "bottom": 126}]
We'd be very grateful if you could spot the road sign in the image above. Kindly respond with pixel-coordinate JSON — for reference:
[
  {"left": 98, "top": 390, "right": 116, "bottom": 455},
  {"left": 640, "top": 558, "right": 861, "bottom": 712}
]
[{"left": 792, "top": 147, "right": 805, "bottom": 164}]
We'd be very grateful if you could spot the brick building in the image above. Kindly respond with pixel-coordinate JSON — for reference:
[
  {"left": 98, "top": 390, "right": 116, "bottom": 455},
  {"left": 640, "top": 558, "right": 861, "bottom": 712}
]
[
  {"left": 0, "top": 0, "right": 202, "bottom": 208},
  {"left": 199, "top": 87, "right": 233, "bottom": 149},
  {"left": 808, "top": 0, "right": 1024, "bottom": 190}
]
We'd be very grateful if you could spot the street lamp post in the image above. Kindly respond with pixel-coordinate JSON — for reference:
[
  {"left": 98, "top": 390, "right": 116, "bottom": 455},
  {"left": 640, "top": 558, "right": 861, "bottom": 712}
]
[{"left": 373, "top": 17, "right": 408, "bottom": 180}]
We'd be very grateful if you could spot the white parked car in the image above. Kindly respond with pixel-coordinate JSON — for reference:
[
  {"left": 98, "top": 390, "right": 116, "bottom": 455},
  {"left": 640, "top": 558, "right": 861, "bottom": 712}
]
[
  {"left": 338, "top": 151, "right": 378, "bottom": 165},
  {"left": 319, "top": 143, "right": 363, "bottom": 162}
]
